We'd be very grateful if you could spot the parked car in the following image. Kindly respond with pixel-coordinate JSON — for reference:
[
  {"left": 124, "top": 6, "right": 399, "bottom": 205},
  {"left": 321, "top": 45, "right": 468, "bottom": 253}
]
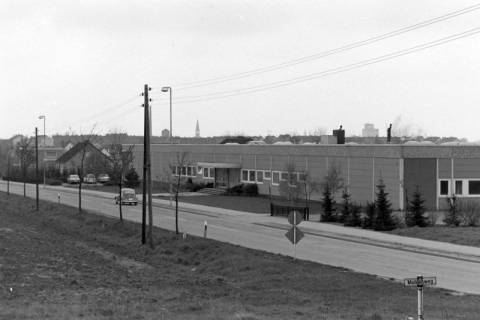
[
  {"left": 114, "top": 188, "right": 138, "bottom": 205},
  {"left": 84, "top": 173, "right": 96, "bottom": 184},
  {"left": 67, "top": 174, "right": 80, "bottom": 184},
  {"left": 97, "top": 173, "right": 110, "bottom": 184}
]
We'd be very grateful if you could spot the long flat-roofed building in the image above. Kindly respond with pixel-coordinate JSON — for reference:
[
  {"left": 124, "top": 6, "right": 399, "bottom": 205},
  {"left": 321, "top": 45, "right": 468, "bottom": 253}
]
[{"left": 131, "top": 143, "right": 480, "bottom": 211}]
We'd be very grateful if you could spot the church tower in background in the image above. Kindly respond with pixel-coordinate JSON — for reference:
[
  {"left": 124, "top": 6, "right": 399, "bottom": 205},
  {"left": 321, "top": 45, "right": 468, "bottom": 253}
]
[{"left": 195, "top": 119, "right": 200, "bottom": 138}]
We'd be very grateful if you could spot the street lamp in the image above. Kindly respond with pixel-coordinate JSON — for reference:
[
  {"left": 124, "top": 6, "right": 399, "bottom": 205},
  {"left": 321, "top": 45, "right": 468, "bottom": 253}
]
[
  {"left": 38, "top": 115, "right": 46, "bottom": 187},
  {"left": 38, "top": 115, "right": 46, "bottom": 145},
  {"left": 161, "top": 87, "right": 172, "bottom": 143}
]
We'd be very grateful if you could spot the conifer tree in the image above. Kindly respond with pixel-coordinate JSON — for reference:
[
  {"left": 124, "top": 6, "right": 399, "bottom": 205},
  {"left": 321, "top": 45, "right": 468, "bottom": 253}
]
[
  {"left": 374, "top": 180, "right": 396, "bottom": 231},
  {"left": 321, "top": 185, "right": 336, "bottom": 222},
  {"left": 406, "top": 186, "right": 428, "bottom": 227}
]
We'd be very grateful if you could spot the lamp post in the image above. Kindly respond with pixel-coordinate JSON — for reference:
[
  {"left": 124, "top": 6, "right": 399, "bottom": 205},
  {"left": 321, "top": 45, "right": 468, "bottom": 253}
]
[
  {"left": 161, "top": 87, "right": 172, "bottom": 143},
  {"left": 38, "top": 115, "right": 46, "bottom": 187}
]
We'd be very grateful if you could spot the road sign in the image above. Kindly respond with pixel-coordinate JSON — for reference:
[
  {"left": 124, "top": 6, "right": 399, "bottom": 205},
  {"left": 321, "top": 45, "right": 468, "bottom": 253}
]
[
  {"left": 288, "top": 211, "right": 303, "bottom": 225},
  {"left": 285, "top": 226, "right": 304, "bottom": 245},
  {"left": 404, "top": 276, "right": 437, "bottom": 287},
  {"left": 404, "top": 275, "right": 437, "bottom": 320}
]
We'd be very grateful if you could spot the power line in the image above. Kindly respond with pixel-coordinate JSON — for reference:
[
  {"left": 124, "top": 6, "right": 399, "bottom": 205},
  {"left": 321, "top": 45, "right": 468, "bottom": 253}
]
[
  {"left": 164, "top": 3, "right": 480, "bottom": 90},
  {"left": 165, "top": 27, "right": 480, "bottom": 105},
  {"left": 76, "top": 94, "right": 141, "bottom": 123}
]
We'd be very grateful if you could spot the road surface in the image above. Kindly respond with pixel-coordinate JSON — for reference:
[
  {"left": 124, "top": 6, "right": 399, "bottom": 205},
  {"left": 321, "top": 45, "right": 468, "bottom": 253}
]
[{"left": 2, "top": 180, "right": 480, "bottom": 295}]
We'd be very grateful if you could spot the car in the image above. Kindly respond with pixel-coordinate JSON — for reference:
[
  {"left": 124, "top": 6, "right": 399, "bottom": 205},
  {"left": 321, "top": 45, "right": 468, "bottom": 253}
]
[
  {"left": 114, "top": 188, "right": 138, "bottom": 205},
  {"left": 97, "top": 173, "right": 110, "bottom": 184},
  {"left": 67, "top": 174, "right": 80, "bottom": 184},
  {"left": 84, "top": 173, "right": 96, "bottom": 184}
]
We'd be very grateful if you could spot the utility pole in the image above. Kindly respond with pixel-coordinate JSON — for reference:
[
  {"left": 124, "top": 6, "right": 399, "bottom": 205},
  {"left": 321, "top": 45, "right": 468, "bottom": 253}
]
[
  {"left": 35, "top": 127, "right": 39, "bottom": 211},
  {"left": 142, "top": 84, "right": 150, "bottom": 245},
  {"left": 147, "top": 103, "right": 154, "bottom": 248}
]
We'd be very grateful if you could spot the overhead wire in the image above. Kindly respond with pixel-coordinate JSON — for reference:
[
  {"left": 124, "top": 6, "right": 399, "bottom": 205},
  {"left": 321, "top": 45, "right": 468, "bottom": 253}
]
[
  {"left": 165, "top": 27, "right": 480, "bottom": 105},
  {"left": 163, "top": 3, "right": 480, "bottom": 90}
]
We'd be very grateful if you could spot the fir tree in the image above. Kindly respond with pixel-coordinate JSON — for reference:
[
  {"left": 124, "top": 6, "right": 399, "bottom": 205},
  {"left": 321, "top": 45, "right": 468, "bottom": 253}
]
[
  {"left": 374, "top": 180, "right": 396, "bottom": 231},
  {"left": 321, "top": 185, "right": 336, "bottom": 222},
  {"left": 406, "top": 186, "right": 428, "bottom": 227}
]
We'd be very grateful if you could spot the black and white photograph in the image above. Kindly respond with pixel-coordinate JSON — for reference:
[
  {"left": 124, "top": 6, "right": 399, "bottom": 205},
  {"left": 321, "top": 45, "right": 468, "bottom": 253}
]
[{"left": 1, "top": 1, "right": 480, "bottom": 319}]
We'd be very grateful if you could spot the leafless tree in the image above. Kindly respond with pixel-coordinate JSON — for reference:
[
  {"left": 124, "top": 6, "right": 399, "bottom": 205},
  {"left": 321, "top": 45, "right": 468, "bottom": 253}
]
[
  {"left": 74, "top": 127, "right": 98, "bottom": 213},
  {"left": 109, "top": 143, "right": 134, "bottom": 221},
  {"left": 279, "top": 161, "right": 302, "bottom": 203},
  {"left": 322, "top": 162, "right": 344, "bottom": 198},
  {"left": 15, "top": 138, "right": 34, "bottom": 197},
  {"left": 168, "top": 152, "right": 189, "bottom": 234}
]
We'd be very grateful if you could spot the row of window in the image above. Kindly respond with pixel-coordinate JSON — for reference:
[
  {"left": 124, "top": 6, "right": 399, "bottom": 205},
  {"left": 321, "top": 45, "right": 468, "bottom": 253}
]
[
  {"left": 171, "top": 166, "right": 215, "bottom": 179},
  {"left": 241, "top": 169, "right": 306, "bottom": 185},
  {"left": 439, "top": 179, "right": 480, "bottom": 196}
]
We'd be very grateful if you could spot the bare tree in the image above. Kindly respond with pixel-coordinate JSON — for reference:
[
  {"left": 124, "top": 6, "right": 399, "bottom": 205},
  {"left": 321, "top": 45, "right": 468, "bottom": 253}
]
[
  {"left": 322, "top": 162, "right": 344, "bottom": 197},
  {"left": 168, "top": 152, "right": 189, "bottom": 234},
  {"left": 279, "top": 161, "right": 302, "bottom": 203},
  {"left": 109, "top": 143, "right": 134, "bottom": 221},
  {"left": 15, "top": 138, "right": 34, "bottom": 197},
  {"left": 74, "top": 127, "right": 98, "bottom": 213}
]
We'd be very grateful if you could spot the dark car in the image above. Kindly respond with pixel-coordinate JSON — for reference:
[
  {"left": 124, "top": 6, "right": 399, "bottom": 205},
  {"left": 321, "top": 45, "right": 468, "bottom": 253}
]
[{"left": 114, "top": 188, "right": 138, "bottom": 205}]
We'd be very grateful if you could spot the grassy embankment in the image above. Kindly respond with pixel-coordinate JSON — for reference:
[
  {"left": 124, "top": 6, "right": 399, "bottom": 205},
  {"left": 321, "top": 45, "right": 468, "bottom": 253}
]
[{"left": 0, "top": 192, "right": 479, "bottom": 319}]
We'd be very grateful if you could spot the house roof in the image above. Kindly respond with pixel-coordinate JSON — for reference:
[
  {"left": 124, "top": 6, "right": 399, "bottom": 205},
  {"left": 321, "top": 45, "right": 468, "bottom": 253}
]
[{"left": 56, "top": 140, "right": 111, "bottom": 164}]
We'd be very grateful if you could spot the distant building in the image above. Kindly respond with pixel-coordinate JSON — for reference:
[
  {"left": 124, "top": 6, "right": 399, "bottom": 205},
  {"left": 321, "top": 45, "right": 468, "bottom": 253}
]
[
  {"left": 161, "top": 129, "right": 170, "bottom": 138},
  {"left": 195, "top": 120, "right": 200, "bottom": 138},
  {"left": 362, "top": 123, "right": 379, "bottom": 137}
]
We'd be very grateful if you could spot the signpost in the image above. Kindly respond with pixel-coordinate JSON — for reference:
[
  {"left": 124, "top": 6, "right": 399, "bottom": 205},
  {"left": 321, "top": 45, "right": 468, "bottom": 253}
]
[
  {"left": 285, "top": 211, "right": 305, "bottom": 260},
  {"left": 404, "top": 275, "right": 437, "bottom": 320}
]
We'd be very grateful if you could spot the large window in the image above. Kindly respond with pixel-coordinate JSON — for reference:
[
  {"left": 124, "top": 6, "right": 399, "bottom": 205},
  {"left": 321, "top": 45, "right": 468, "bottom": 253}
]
[
  {"left": 173, "top": 165, "right": 198, "bottom": 178},
  {"left": 469, "top": 181, "right": 480, "bottom": 195},
  {"left": 203, "top": 167, "right": 214, "bottom": 179},
  {"left": 241, "top": 169, "right": 263, "bottom": 184},
  {"left": 257, "top": 171, "right": 264, "bottom": 183},
  {"left": 272, "top": 171, "right": 280, "bottom": 185},
  {"left": 439, "top": 180, "right": 449, "bottom": 196},
  {"left": 455, "top": 180, "right": 463, "bottom": 195},
  {"left": 264, "top": 171, "right": 271, "bottom": 180}
]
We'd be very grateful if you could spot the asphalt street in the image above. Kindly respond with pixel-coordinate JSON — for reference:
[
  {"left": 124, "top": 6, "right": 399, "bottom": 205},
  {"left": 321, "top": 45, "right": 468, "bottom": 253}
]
[{"left": 2, "top": 180, "right": 480, "bottom": 295}]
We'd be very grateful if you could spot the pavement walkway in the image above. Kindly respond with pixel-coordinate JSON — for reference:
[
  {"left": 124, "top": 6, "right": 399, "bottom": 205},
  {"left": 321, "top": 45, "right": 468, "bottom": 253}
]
[{"left": 5, "top": 181, "right": 480, "bottom": 263}]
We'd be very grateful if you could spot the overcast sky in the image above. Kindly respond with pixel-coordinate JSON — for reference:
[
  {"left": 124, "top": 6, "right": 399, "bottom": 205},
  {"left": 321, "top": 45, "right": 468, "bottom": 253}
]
[{"left": 2, "top": 0, "right": 480, "bottom": 140}]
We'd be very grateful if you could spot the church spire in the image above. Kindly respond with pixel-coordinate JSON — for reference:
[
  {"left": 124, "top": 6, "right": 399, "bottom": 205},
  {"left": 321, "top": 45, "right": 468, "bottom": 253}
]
[{"left": 195, "top": 119, "right": 200, "bottom": 138}]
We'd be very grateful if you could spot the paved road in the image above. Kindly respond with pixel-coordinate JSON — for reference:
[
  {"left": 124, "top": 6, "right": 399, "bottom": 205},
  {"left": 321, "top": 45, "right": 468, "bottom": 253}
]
[{"left": 2, "top": 180, "right": 480, "bottom": 295}]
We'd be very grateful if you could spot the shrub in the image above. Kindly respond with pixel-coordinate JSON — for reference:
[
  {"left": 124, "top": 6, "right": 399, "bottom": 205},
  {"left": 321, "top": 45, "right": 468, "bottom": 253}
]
[
  {"left": 339, "top": 189, "right": 351, "bottom": 224},
  {"left": 227, "top": 184, "right": 244, "bottom": 195},
  {"left": 124, "top": 167, "right": 140, "bottom": 188},
  {"left": 47, "top": 178, "right": 63, "bottom": 186},
  {"left": 345, "top": 203, "right": 362, "bottom": 227},
  {"left": 444, "top": 196, "right": 461, "bottom": 226},
  {"left": 243, "top": 183, "right": 258, "bottom": 196},
  {"left": 362, "top": 202, "right": 376, "bottom": 229},
  {"left": 457, "top": 199, "right": 480, "bottom": 226}
]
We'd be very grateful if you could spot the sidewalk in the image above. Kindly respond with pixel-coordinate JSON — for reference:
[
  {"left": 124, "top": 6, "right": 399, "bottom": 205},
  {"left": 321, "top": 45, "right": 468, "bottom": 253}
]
[{"left": 6, "top": 181, "right": 480, "bottom": 263}]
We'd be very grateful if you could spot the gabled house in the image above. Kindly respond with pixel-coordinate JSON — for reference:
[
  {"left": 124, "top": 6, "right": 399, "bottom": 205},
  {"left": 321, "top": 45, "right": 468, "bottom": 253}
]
[{"left": 56, "top": 141, "right": 112, "bottom": 176}]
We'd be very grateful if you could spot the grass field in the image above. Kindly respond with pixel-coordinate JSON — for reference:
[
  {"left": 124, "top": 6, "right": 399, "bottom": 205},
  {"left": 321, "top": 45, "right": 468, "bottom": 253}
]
[{"left": 1, "top": 192, "right": 479, "bottom": 319}]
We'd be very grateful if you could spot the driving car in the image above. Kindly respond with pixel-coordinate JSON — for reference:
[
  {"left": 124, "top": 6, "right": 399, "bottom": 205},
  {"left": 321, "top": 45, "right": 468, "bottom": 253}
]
[
  {"left": 97, "top": 173, "right": 110, "bottom": 184},
  {"left": 114, "top": 188, "right": 138, "bottom": 205},
  {"left": 84, "top": 173, "right": 96, "bottom": 184},
  {"left": 67, "top": 174, "right": 80, "bottom": 184}
]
